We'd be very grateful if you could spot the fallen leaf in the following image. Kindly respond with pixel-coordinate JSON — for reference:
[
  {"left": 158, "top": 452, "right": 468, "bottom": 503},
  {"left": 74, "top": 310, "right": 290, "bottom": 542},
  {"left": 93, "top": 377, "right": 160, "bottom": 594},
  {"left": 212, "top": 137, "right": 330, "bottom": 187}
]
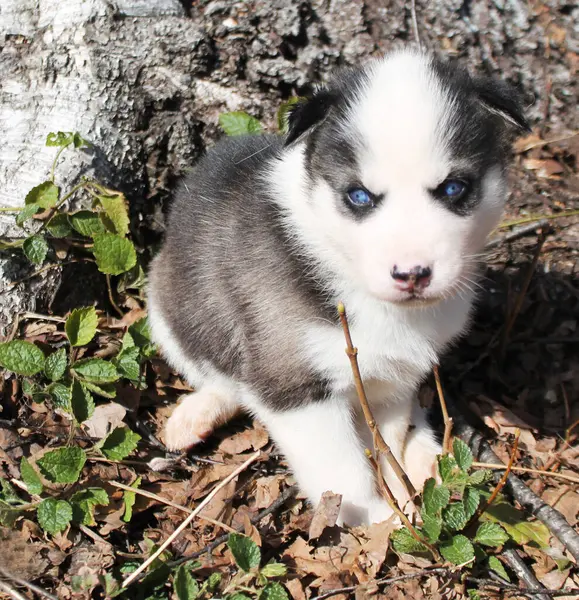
[
  {"left": 82, "top": 402, "right": 127, "bottom": 438},
  {"left": 218, "top": 423, "right": 269, "bottom": 454},
  {"left": 309, "top": 491, "right": 342, "bottom": 539}
]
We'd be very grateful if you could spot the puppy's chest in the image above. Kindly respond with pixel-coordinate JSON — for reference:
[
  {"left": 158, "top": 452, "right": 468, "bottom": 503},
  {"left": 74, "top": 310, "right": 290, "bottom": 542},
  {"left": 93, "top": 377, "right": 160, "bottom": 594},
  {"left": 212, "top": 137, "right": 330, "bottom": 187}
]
[{"left": 301, "top": 311, "right": 440, "bottom": 393}]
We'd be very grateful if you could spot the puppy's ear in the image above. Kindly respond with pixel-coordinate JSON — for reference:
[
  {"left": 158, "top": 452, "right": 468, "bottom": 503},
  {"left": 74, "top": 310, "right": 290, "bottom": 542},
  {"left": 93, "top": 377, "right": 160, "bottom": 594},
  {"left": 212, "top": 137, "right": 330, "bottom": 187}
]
[
  {"left": 473, "top": 77, "right": 531, "bottom": 133},
  {"left": 285, "top": 88, "right": 337, "bottom": 146}
]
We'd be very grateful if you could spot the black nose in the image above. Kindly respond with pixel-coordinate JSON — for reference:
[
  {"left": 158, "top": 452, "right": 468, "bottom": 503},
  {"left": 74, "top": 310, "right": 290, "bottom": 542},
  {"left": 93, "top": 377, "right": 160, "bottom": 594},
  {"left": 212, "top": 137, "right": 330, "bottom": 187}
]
[{"left": 391, "top": 265, "right": 432, "bottom": 290}]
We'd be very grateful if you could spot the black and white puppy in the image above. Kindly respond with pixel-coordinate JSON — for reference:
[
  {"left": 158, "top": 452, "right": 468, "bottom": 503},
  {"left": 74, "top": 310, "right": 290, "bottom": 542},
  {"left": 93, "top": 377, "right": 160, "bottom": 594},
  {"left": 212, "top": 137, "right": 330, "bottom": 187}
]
[{"left": 148, "top": 50, "right": 528, "bottom": 526}]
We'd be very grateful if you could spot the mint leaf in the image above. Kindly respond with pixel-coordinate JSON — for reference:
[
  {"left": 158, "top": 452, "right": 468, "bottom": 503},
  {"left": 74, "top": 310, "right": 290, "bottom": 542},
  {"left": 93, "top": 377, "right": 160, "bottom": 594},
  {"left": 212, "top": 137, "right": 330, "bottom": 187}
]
[
  {"left": 219, "top": 112, "right": 263, "bottom": 136},
  {"left": 37, "top": 447, "right": 86, "bottom": 483},
  {"left": 0, "top": 340, "right": 45, "bottom": 376},
  {"left": 261, "top": 582, "right": 290, "bottom": 600},
  {"left": 20, "top": 457, "right": 43, "bottom": 495},
  {"left": 227, "top": 533, "right": 261, "bottom": 572},
  {"left": 113, "top": 350, "right": 140, "bottom": 381},
  {"left": 453, "top": 438, "right": 473, "bottom": 472},
  {"left": 485, "top": 502, "right": 550, "bottom": 547},
  {"left": 442, "top": 502, "right": 468, "bottom": 531},
  {"left": 70, "top": 210, "right": 107, "bottom": 237},
  {"left": 16, "top": 203, "right": 40, "bottom": 226},
  {"left": 71, "top": 358, "right": 119, "bottom": 384},
  {"left": 70, "top": 487, "right": 108, "bottom": 526},
  {"left": 47, "top": 382, "right": 72, "bottom": 410},
  {"left": 37, "top": 498, "right": 73, "bottom": 534},
  {"left": 474, "top": 522, "right": 509, "bottom": 548},
  {"left": 46, "top": 213, "right": 72, "bottom": 238},
  {"left": 261, "top": 562, "right": 288, "bottom": 578},
  {"left": 44, "top": 347, "right": 67, "bottom": 381},
  {"left": 101, "top": 427, "right": 140, "bottom": 461},
  {"left": 391, "top": 527, "right": 430, "bottom": 554},
  {"left": 92, "top": 233, "right": 137, "bottom": 275},
  {"left": 421, "top": 511, "right": 442, "bottom": 543},
  {"left": 440, "top": 534, "right": 475, "bottom": 565},
  {"left": 98, "top": 193, "right": 129, "bottom": 236},
  {"left": 129, "top": 318, "right": 156, "bottom": 357},
  {"left": 122, "top": 476, "right": 141, "bottom": 523},
  {"left": 174, "top": 565, "right": 199, "bottom": 600},
  {"left": 438, "top": 454, "right": 458, "bottom": 482},
  {"left": 71, "top": 380, "right": 95, "bottom": 423},
  {"left": 25, "top": 181, "right": 59, "bottom": 208},
  {"left": 423, "top": 478, "right": 450, "bottom": 516},
  {"left": 488, "top": 556, "right": 510, "bottom": 581},
  {"left": 80, "top": 380, "right": 117, "bottom": 398},
  {"left": 23, "top": 235, "right": 49, "bottom": 265},
  {"left": 65, "top": 306, "right": 98, "bottom": 347},
  {"left": 463, "top": 487, "right": 480, "bottom": 520},
  {"left": 469, "top": 469, "right": 493, "bottom": 486}
]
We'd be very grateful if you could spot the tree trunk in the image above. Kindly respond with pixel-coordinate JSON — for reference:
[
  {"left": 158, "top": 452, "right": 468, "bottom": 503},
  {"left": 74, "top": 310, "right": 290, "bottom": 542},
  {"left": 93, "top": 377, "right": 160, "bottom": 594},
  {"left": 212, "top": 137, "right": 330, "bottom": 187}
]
[{"left": 0, "top": 0, "right": 574, "bottom": 333}]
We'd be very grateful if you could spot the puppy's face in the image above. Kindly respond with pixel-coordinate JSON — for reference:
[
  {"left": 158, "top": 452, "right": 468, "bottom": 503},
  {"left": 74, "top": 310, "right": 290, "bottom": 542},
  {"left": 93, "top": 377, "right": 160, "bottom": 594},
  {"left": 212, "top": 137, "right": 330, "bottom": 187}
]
[{"left": 283, "top": 52, "right": 528, "bottom": 306}]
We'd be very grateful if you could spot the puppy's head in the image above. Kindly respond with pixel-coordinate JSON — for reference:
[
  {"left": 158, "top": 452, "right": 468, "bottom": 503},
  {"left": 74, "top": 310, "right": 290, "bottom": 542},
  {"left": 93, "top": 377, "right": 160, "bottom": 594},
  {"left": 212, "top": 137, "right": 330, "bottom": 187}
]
[{"left": 281, "top": 51, "right": 529, "bottom": 306}]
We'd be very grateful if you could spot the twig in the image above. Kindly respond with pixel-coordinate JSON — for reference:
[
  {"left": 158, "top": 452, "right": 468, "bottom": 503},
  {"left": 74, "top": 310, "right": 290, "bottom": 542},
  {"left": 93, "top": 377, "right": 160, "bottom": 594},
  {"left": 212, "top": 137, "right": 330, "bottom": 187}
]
[
  {"left": 337, "top": 303, "right": 416, "bottom": 499},
  {"left": 501, "top": 229, "right": 547, "bottom": 355},
  {"left": 122, "top": 451, "right": 261, "bottom": 588},
  {"left": 0, "top": 569, "right": 58, "bottom": 600},
  {"left": 502, "top": 548, "right": 549, "bottom": 600},
  {"left": 167, "top": 484, "right": 299, "bottom": 569},
  {"left": 0, "top": 580, "right": 28, "bottom": 600},
  {"left": 410, "top": 0, "right": 422, "bottom": 52},
  {"left": 105, "top": 273, "right": 124, "bottom": 318},
  {"left": 109, "top": 481, "right": 237, "bottom": 533},
  {"left": 433, "top": 366, "right": 453, "bottom": 453},
  {"left": 466, "top": 429, "right": 520, "bottom": 530},
  {"left": 455, "top": 417, "right": 579, "bottom": 562},
  {"left": 497, "top": 209, "right": 579, "bottom": 229},
  {"left": 486, "top": 219, "right": 549, "bottom": 249},
  {"left": 472, "top": 462, "right": 579, "bottom": 484}
]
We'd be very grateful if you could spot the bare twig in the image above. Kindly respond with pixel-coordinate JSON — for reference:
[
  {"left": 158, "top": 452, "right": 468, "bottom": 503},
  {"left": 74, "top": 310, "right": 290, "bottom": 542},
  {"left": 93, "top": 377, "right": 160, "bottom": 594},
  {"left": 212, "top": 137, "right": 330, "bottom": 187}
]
[
  {"left": 502, "top": 548, "right": 549, "bottom": 600},
  {"left": 122, "top": 451, "right": 261, "bottom": 588},
  {"left": 109, "top": 481, "right": 237, "bottom": 533},
  {"left": 433, "top": 366, "right": 453, "bottom": 453},
  {"left": 486, "top": 219, "right": 549, "bottom": 249},
  {"left": 337, "top": 303, "right": 416, "bottom": 499},
  {"left": 455, "top": 417, "right": 579, "bottom": 562},
  {"left": 0, "top": 580, "right": 28, "bottom": 600},
  {"left": 0, "top": 570, "right": 58, "bottom": 600},
  {"left": 410, "top": 0, "right": 422, "bottom": 52},
  {"left": 466, "top": 429, "right": 520, "bottom": 530},
  {"left": 472, "top": 462, "right": 579, "bottom": 484},
  {"left": 497, "top": 209, "right": 579, "bottom": 229}
]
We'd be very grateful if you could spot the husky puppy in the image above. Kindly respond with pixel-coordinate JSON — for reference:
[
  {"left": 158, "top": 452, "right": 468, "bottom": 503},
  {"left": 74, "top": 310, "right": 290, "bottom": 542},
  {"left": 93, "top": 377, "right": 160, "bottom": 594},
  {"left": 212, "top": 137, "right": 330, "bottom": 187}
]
[{"left": 147, "top": 50, "right": 528, "bottom": 525}]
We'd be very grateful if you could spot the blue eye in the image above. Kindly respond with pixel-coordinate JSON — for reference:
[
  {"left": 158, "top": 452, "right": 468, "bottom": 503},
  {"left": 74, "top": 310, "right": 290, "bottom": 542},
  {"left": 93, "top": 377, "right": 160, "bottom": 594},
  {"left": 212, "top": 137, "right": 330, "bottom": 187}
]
[
  {"left": 347, "top": 187, "right": 373, "bottom": 207},
  {"left": 440, "top": 179, "right": 468, "bottom": 199}
]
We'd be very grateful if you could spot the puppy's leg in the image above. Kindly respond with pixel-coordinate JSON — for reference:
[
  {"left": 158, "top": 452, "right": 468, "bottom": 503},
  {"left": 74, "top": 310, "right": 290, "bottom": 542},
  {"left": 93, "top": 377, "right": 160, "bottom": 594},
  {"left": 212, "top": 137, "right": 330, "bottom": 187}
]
[
  {"left": 403, "top": 399, "right": 441, "bottom": 489},
  {"left": 164, "top": 386, "right": 241, "bottom": 451},
  {"left": 259, "top": 396, "right": 392, "bottom": 526}
]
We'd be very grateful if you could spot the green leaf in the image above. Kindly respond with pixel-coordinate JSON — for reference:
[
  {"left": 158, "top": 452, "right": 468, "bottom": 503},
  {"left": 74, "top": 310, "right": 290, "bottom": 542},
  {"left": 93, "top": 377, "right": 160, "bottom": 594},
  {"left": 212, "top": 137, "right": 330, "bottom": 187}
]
[
  {"left": 0, "top": 500, "right": 20, "bottom": 527},
  {"left": 260, "top": 582, "right": 290, "bottom": 600},
  {"left": 484, "top": 502, "right": 550, "bottom": 547},
  {"left": 463, "top": 487, "right": 480, "bottom": 520},
  {"left": 453, "top": 438, "right": 473, "bottom": 472},
  {"left": 23, "top": 234, "right": 49, "bottom": 265},
  {"left": 199, "top": 573, "right": 221, "bottom": 596},
  {"left": 71, "top": 380, "right": 95, "bottom": 423},
  {"left": 421, "top": 512, "right": 442, "bottom": 543},
  {"left": 467, "top": 590, "right": 481, "bottom": 600},
  {"left": 440, "top": 534, "right": 475, "bottom": 565},
  {"left": 80, "top": 380, "right": 117, "bottom": 398},
  {"left": 101, "top": 427, "right": 140, "bottom": 461},
  {"left": 123, "top": 477, "right": 141, "bottom": 523},
  {"left": 47, "top": 382, "right": 72, "bottom": 410},
  {"left": 469, "top": 469, "right": 493, "bottom": 486},
  {"left": 475, "top": 522, "right": 509, "bottom": 548},
  {"left": 37, "top": 498, "right": 73, "bottom": 534},
  {"left": 46, "top": 213, "right": 73, "bottom": 238},
  {"left": 25, "top": 181, "right": 59, "bottom": 209},
  {"left": 72, "top": 133, "right": 89, "bottom": 148},
  {"left": 219, "top": 112, "right": 263, "bottom": 136},
  {"left": 438, "top": 454, "right": 458, "bottom": 482},
  {"left": 488, "top": 556, "right": 510, "bottom": 582},
  {"left": 46, "top": 131, "right": 74, "bottom": 147},
  {"left": 0, "top": 480, "right": 21, "bottom": 504},
  {"left": 71, "top": 358, "right": 119, "bottom": 383},
  {"left": 16, "top": 203, "right": 40, "bottom": 226},
  {"left": 92, "top": 233, "right": 137, "bottom": 275},
  {"left": 113, "top": 350, "right": 140, "bottom": 382},
  {"left": 442, "top": 502, "right": 468, "bottom": 531},
  {"left": 65, "top": 306, "right": 98, "bottom": 347},
  {"left": 20, "top": 457, "right": 43, "bottom": 495},
  {"left": 174, "top": 565, "right": 199, "bottom": 600},
  {"left": 277, "top": 97, "right": 302, "bottom": 133},
  {"left": 422, "top": 478, "right": 450, "bottom": 516},
  {"left": 391, "top": 527, "right": 430, "bottom": 554},
  {"left": 0, "top": 340, "right": 45, "bottom": 376},
  {"left": 227, "top": 533, "right": 261, "bottom": 572},
  {"left": 129, "top": 318, "right": 156, "bottom": 357},
  {"left": 98, "top": 194, "right": 129, "bottom": 236},
  {"left": 70, "top": 487, "right": 108, "bottom": 526},
  {"left": 70, "top": 210, "right": 107, "bottom": 237},
  {"left": 229, "top": 594, "right": 251, "bottom": 600},
  {"left": 37, "top": 447, "right": 87, "bottom": 483},
  {"left": 261, "top": 562, "right": 288, "bottom": 578},
  {"left": 44, "top": 348, "right": 67, "bottom": 381}
]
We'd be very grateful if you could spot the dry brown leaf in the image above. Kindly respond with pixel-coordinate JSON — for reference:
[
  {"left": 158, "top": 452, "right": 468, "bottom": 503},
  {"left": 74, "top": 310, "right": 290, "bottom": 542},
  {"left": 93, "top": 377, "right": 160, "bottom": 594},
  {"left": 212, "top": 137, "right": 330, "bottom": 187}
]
[
  {"left": 542, "top": 487, "right": 579, "bottom": 526},
  {"left": 82, "top": 402, "right": 127, "bottom": 438},
  {"left": 218, "top": 423, "right": 269, "bottom": 454},
  {"left": 523, "top": 157, "right": 564, "bottom": 178},
  {"left": 309, "top": 491, "right": 342, "bottom": 540},
  {"left": 254, "top": 475, "right": 281, "bottom": 509},
  {"left": 285, "top": 578, "right": 307, "bottom": 600}
]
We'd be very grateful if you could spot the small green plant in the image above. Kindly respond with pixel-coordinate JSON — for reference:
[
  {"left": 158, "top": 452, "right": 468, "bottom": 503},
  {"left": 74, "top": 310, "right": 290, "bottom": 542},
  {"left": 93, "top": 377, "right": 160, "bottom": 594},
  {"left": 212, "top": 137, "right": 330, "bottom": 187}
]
[{"left": 390, "top": 438, "right": 550, "bottom": 581}]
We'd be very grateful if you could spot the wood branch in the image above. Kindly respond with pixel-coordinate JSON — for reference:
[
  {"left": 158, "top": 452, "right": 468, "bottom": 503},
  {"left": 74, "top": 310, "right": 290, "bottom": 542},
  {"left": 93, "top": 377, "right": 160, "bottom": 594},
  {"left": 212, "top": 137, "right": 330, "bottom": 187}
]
[
  {"left": 502, "top": 548, "right": 549, "bottom": 600},
  {"left": 433, "top": 365, "right": 453, "bottom": 453},
  {"left": 454, "top": 415, "right": 579, "bottom": 563},
  {"left": 472, "top": 462, "right": 579, "bottom": 485}
]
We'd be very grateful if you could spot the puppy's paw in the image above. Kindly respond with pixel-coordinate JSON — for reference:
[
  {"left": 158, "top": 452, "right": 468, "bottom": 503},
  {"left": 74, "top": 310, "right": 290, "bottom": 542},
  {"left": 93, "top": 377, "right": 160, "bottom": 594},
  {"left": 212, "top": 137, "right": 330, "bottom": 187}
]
[
  {"left": 405, "top": 441, "right": 441, "bottom": 491},
  {"left": 163, "top": 393, "right": 213, "bottom": 451}
]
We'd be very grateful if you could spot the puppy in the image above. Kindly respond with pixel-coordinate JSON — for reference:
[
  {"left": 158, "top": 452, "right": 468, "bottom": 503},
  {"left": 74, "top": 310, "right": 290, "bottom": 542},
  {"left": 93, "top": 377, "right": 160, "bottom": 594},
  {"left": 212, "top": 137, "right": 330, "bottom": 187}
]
[{"left": 147, "top": 50, "right": 528, "bottom": 526}]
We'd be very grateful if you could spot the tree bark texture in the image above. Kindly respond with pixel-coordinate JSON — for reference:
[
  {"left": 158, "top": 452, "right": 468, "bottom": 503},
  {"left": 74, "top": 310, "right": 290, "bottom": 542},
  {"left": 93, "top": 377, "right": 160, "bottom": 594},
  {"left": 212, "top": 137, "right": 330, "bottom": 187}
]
[{"left": 0, "top": 0, "right": 576, "bottom": 332}]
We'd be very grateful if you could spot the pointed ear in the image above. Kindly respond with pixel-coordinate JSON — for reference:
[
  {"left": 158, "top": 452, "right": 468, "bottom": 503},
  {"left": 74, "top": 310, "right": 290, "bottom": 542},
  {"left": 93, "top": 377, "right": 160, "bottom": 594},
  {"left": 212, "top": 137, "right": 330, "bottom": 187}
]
[
  {"left": 474, "top": 77, "right": 531, "bottom": 133},
  {"left": 285, "top": 88, "right": 337, "bottom": 146}
]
